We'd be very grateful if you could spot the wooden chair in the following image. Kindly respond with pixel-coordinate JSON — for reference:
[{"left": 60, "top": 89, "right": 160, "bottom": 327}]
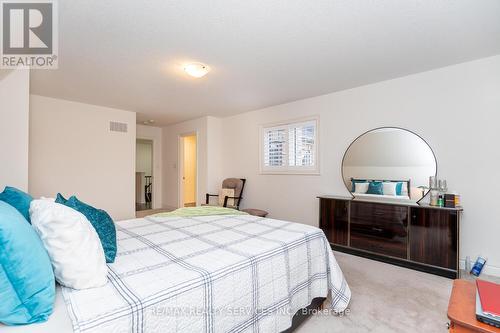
[{"left": 205, "top": 178, "right": 246, "bottom": 210}]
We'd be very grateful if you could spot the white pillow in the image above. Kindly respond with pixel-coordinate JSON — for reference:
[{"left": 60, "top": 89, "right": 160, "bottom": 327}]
[
  {"left": 29, "top": 200, "right": 108, "bottom": 289},
  {"left": 382, "top": 182, "right": 398, "bottom": 196},
  {"left": 354, "top": 182, "right": 369, "bottom": 194}
]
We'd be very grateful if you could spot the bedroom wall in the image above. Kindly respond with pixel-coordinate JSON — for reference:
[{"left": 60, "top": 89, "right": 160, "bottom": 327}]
[
  {"left": 29, "top": 95, "right": 136, "bottom": 220},
  {"left": 0, "top": 69, "right": 30, "bottom": 191},
  {"left": 206, "top": 116, "right": 223, "bottom": 194},
  {"left": 136, "top": 124, "right": 163, "bottom": 209},
  {"left": 215, "top": 55, "right": 500, "bottom": 276}
]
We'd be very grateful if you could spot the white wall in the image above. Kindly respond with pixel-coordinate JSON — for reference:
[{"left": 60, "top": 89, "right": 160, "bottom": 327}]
[
  {"left": 0, "top": 69, "right": 30, "bottom": 191},
  {"left": 29, "top": 95, "right": 136, "bottom": 220},
  {"left": 215, "top": 55, "right": 500, "bottom": 276},
  {"left": 162, "top": 117, "right": 208, "bottom": 209},
  {"left": 137, "top": 124, "right": 163, "bottom": 209},
  {"left": 206, "top": 116, "right": 223, "bottom": 193}
]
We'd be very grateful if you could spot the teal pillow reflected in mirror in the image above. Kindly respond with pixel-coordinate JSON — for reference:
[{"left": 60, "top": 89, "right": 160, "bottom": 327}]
[
  {"left": 395, "top": 182, "right": 403, "bottom": 196},
  {"left": 366, "top": 181, "right": 384, "bottom": 195}
]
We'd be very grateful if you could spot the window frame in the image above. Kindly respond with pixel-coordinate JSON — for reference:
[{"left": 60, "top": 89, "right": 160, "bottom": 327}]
[{"left": 259, "top": 116, "right": 320, "bottom": 175}]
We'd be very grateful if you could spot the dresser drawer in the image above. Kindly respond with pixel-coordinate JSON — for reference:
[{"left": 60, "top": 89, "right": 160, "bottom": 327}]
[{"left": 350, "top": 201, "right": 408, "bottom": 259}]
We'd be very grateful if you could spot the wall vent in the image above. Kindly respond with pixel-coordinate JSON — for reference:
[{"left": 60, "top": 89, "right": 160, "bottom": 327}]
[{"left": 109, "top": 121, "right": 128, "bottom": 133}]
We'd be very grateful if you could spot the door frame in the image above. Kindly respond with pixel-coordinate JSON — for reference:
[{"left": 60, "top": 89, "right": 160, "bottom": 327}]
[{"left": 178, "top": 131, "right": 198, "bottom": 208}]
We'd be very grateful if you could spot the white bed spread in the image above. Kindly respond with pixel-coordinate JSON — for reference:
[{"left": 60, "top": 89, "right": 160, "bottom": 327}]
[{"left": 1, "top": 214, "right": 351, "bottom": 333}]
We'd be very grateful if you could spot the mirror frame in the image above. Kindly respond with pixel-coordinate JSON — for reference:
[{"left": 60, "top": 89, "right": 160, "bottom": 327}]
[{"left": 341, "top": 126, "right": 438, "bottom": 204}]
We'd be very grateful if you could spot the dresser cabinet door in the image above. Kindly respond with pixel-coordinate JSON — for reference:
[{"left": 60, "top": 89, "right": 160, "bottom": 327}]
[
  {"left": 319, "top": 199, "right": 349, "bottom": 246},
  {"left": 350, "top": 201, "right": 408, "bottom": 258},
  {"left": 410, "top": 208, "right": 458, "bottom": 270}
]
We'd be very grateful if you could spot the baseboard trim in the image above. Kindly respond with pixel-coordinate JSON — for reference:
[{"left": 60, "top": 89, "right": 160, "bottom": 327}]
[{"left": 459, "top": 259, "right": 500, "bottom": 278}]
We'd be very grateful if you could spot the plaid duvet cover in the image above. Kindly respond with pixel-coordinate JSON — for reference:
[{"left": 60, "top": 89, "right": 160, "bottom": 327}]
[{"left": 62, "top": 214, "right": 351, "bottom": 333}]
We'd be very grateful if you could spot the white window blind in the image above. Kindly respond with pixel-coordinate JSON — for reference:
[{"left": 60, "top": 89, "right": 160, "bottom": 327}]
[{"left": 261, "top": 118, "right": 318, "bottom": 173}]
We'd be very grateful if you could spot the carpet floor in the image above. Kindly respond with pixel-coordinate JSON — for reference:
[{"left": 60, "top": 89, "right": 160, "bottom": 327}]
[{"left": 296, "top": 251, "right": 453, "bottom": 333}]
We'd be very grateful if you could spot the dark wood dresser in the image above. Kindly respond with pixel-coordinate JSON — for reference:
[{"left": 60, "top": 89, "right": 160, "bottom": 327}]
[{"left": 318, "top": 195, "right": 463, "bottom": 278}]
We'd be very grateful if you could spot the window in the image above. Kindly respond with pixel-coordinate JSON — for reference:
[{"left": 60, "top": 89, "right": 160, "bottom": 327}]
[{"left": 261, "top": 118, "right": 319, "bottom": 174}]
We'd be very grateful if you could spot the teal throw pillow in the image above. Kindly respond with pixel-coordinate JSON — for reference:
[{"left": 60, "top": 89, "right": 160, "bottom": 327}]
[
  {"left": 56, "top": 195, "right": 116, "bottom": 263},
  {"left": 0, "top": 186, "right": 33, "bottom": 223}
]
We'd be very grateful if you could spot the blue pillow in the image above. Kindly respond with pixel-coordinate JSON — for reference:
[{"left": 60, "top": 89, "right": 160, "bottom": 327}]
[
  {"left": 367, "top": 181, "right": 384, "bottom": 195},
  {"left": 0, "top": 201, "right": 55, "bottom": 325},
  {"left": 0, "top": 186, "right": 33, "bottom": 223},
  {"left": 395, "top": 182, "right": 403, "bottom": 196},
  {"left": 56, "top": 195, "right": 116, "bottom": 263},
  {"left": 55, "top": 193, "right": 67, "bottom": 204}
]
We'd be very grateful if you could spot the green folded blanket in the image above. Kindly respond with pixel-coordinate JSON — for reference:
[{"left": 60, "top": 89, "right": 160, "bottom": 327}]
[{"left": 151, "top": 206, "right": 248, "bottom": 218}]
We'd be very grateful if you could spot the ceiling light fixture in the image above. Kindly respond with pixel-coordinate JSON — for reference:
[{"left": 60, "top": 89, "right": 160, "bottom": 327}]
[{"left": 183, "top": 63, "right": 210, "bottom": 78}]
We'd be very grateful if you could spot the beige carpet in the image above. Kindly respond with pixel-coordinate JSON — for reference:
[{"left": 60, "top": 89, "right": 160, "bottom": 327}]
[
  {"left": 296, "top": 252, "right": 453, "bottom": 333},
  {"left": 135, "top": 207, "right": 173, "bottom": 218}
]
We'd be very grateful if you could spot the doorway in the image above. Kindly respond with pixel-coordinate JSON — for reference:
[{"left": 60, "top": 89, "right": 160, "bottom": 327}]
[
  {"left": 179, "top": 133, "right": 197, "bottom": 207},
  {"left": 136, "top": 139, "right": 153, "bottom": 212}
]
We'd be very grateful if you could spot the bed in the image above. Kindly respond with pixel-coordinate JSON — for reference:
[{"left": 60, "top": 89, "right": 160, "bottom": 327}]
[{"left": 3, "top": 212, "right": 350, "bottom": 333}]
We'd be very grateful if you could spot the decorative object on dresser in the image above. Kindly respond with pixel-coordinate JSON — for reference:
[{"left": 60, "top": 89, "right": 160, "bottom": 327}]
[{"left": 321, "top": 126, "right": 463, "bottom": 278}]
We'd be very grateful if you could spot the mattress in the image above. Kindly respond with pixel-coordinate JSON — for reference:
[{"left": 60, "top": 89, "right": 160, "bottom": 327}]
[{"left": 2, "top": 214, "right": 350, "bottom": 333}]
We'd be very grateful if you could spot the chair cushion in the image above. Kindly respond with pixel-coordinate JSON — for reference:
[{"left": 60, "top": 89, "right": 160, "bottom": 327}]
[
  {"left": 0, "top": 186, "right": 33, "bottom": 223},
  {"left": 56, "top": 195, "right": 117, "bottom": 263},
  {"left": 0, "top": 201, "right": 55, "bottom": 325},
  {"left": 30, "top": 199, "right": 108, "bottom": 289},
  {"left": 241, "top": 208, "right": 268, "bottom": 217},
  {"left": 218, "top": 188, "right": 235, "bottom": 206},
  {"left": 222, "top": 178, "right": 244, "bottom": 198}
]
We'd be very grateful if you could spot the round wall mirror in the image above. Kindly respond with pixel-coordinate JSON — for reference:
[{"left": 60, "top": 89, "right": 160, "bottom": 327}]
[{"left": 342, "top": 127, "right": 437, "bottom": 203}]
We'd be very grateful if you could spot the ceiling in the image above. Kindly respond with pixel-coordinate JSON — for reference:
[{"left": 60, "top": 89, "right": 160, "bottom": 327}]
[{"left": 30, "top": 0, "right": 500, "bottom": 125}]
